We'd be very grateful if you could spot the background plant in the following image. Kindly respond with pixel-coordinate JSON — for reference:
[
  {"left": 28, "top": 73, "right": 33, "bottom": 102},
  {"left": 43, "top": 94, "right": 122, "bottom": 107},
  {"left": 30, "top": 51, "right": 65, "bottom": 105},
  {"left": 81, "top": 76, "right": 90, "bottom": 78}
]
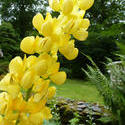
[{"left": 84, "top": 55, "right": 125, "bottom": 125}]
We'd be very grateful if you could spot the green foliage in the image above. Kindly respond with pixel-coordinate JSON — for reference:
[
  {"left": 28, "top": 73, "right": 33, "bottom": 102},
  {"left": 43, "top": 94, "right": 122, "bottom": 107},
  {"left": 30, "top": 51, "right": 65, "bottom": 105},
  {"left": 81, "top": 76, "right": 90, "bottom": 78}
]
[
  {"left": 0, "top": 22, "right": 20, "bottom": 60},
  {"left": 69, "top": 112, "right": 81, "bottom": 125},
  {"left": 84, "top": 55, "right": 125, "bottom": 125},
  {"left": 87, "top": 0, "right": 124, "bottom": 25},
  {"left": 0, "top": 60, "right": 9, "bottom": 74},
  {"left": 0, "top": 0, "right": 49, "bottom": 38}
]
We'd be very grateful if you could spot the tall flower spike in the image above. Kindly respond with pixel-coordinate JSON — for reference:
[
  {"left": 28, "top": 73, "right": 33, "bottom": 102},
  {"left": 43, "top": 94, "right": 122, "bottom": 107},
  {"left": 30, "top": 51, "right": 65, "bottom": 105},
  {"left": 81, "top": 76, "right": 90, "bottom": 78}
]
[{"left": 0, "top": 0, "right": 94, "bottom": 124}]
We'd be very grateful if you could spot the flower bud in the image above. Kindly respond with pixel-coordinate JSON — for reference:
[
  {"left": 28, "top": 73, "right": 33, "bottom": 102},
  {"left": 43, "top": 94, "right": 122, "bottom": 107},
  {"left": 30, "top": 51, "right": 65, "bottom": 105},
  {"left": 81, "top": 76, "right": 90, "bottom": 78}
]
[{"left": 20, "top": 36, "right": 35, "bottom": 54}]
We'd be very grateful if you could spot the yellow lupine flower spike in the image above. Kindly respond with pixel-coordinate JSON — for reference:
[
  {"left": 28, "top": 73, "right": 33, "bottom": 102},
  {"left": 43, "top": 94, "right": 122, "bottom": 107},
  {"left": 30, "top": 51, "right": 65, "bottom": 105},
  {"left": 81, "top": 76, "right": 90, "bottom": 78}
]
[{"left": 0, "top": 0, "right": 94, "bottom": 123}]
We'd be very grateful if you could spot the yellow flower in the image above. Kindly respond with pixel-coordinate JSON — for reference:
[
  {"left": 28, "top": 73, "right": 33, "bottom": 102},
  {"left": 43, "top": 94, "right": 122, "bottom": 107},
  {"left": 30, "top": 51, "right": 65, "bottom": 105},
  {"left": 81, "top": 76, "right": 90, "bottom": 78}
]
[
  {"left": 25, "top": 55, "right": 37, "bottom": 68},
  {"left": 29, "top": 112, "right": 43, "bottom": 125},
  {"left": 33, "top": 79, "right": 50, "bottom": 93},
  {"left": 0, "top": 73, "right": 12, "bottom": 85},
  {"left": 21, "top": 70, "right": 35, "bottom": 89},
  {"left": 35, "top": 36, "right": 52, "bottom": 53},
  {"left": 49, "top": 0, "right": 60, "bottom": 11},
  {"left": 9, "top": 56, "right": 24, "bottom": 79},
  {"left": 0, "top": 92, "right": 9, "bottom": 114},
  {"left": 41, "top": 107, "right": 52, "bottom": 120},
  {"left": 47, "top": 86, "right": 56, "bottom": 99},
  {"left": 80, "top": 18, "right": 90, "bottom": 29},
  {"left": 20, "top": 36, "right": 35, "bottom": 54},
  {"left": 59, "top": 41, "right": 78, "bottom": 60},
  {"left": 62, "top": 0, "right": 74, "bottom": 15},
  {"left": 78, "top": 0, "right": 94, "bottom": 10},
  {"left": 0, "top": 0, "right": 94, "bottom": 123},
  {"left": 33, "top": 60, "right": 48, "bottom": 76},
  {"left": 9, "top": 93, "right": 26, "bottom": 112},
  {"left": 73, "top": 28, "right": 88, "bottom": 41},
  {"left": 32, "top": 13, "right": 44, "bottom": 32},
  {"left": 41, "top": 20, "right": 54, "bottom": 36},
  {"left": 33, "top": 80, "right": 50, "bottom": 102},
  {"left": 0, "top": 85, "right": 20, "bottom": 99},
  {"left": 50, "top": 71, "right": 66, "bottom": 85}
]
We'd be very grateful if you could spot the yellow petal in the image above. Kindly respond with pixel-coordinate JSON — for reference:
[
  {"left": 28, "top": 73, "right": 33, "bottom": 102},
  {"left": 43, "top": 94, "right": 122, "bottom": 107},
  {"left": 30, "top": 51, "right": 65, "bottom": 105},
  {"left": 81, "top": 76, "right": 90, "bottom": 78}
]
[
  {"left": 0, "top": 92, "right": 9, "bottom": 114},
  {"left": 59, "top": 41, "right": 79, "bottom": 60},
  {"left": 32, "top": 13, "right": 44, "bottom": 32},
  {"left": 50, "top": 71, "right": 66, "bottom": 85},
  {"left": 49, "top": 0, "right": 60, "bottom": 11},
  {"left": 65, "top": 48, "right": 78, "bottom": 60},
  {"left": 62, "top": 0, "right": 74, "bottom": 15},
  {"left": 42, "top": 107, "right": 52, "bottom": 120},
  {"left": 33, "top": 60, "right": 48, "bottom": 76},
  {"left": 29, "top": 112, "right": 43, "bottom": 124},
  {"left": 47, "top": 86, "right": 56, "bottom": 99},
  {"left": 41, "top": 21, "right": 54, "bottom": 36},
  {"left": 35, "top": 37, "right": 52, "bottom": 53},
  {"left": 0, "top": 73, "right": 11, "bottom": 85},
  {"left": 73, "top": 28, "right": 88, "bottom": 41},
  {"left": 45, "top": 12, "right": 52, "bottom": 22},
  {"left": 20, "top": 36, "right": 35, "bottom": 54},
  {"left": 0, "top": 85, "right": 20, "bottom": 99},
  {"left": 21, "top": 71, "right": 34, "bottom": 89},
  {"left": 78, "top": 0, "right": 94, "bottom": 10},
  {"left": 80, "top": 18, "right": 90, "bottom": 29},
  {"left": 78, "top": 10, "right": 86, "bottom": 18},
  {"left": 26, "top": 55, "right": 37, "bottom": 68},
  {"left": 9, "top": 56, "right": 24, "bottom": 75}
]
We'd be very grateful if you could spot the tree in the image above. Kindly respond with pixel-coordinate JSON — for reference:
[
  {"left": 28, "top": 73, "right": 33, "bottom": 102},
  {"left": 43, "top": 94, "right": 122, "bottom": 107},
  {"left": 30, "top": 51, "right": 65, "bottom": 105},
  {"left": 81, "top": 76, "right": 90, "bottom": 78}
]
[
  {"left": 0, "top": 0, "right": 49, "bottom": 38},
  {"left": 0, "top": 22, "right": 20, "bottom": 61}
]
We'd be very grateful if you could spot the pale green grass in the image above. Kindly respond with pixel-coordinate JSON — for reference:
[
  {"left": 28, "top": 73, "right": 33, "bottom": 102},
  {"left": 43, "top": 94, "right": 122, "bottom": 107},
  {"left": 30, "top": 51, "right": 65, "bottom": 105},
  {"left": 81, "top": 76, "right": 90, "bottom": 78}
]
[{"left": 51, "top": 79, "right": 104, "bottom": 105}]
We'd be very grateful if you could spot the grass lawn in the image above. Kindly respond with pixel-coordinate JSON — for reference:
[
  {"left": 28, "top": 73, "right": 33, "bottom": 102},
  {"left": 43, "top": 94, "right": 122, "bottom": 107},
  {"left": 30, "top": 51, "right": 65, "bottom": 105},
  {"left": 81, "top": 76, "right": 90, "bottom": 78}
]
[{"left": 51, "top": 79, "right": 104, "bottom": 105}]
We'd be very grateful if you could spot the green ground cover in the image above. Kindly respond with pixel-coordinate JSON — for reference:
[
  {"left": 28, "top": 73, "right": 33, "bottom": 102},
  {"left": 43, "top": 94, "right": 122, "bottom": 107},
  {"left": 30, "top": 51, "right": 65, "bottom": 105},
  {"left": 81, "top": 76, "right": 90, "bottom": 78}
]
[{"left": 51, "top": 79, "right": 104, "bottom": 105}]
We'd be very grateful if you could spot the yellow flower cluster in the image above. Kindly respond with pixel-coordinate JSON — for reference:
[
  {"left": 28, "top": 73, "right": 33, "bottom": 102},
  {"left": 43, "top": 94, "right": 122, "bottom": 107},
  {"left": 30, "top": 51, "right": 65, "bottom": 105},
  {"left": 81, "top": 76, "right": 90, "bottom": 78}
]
[{"left": 0, "top": 0, "right": 94, "bottom": 124}]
